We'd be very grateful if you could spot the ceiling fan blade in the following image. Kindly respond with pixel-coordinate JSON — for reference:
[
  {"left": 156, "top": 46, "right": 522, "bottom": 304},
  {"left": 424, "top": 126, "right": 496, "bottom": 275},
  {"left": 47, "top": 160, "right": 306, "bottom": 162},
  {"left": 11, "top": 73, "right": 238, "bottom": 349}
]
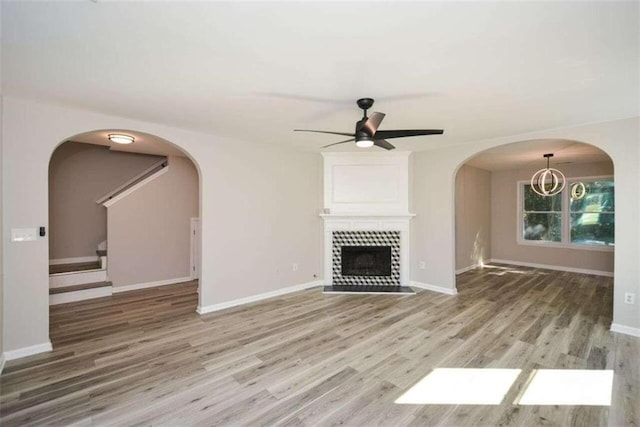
[
  {"left": 294, "top": 129, "right": 355, "bottom": 137},
  {"left": 360, "top": 112, "right": 386, "bottom": 136},
  {"left": 321, "top": 138, "right": 355, "bottom": 148},
  {"left": 373, "top": 129, "right": 444, "bottom": 140},
  {"left": 373, "top": 139, "right": 395, "bottom": 150}
]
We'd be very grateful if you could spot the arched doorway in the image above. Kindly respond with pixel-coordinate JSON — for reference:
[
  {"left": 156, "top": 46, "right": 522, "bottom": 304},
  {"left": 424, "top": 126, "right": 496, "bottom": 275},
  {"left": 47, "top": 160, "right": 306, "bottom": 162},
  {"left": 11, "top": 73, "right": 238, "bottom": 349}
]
[
  {"left": 47, "top": 129, "right": 202, "bottom": 342},
  {"left": 453, "top": 138, "right": 615, "bottom": 317}
]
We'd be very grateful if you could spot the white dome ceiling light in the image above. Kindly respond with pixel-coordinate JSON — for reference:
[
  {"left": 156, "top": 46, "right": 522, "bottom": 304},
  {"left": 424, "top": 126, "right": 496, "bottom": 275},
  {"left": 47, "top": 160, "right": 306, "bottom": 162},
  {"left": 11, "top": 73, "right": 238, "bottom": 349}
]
[{"left": 108, "top": 134, "right": 135, "bottom": 144}]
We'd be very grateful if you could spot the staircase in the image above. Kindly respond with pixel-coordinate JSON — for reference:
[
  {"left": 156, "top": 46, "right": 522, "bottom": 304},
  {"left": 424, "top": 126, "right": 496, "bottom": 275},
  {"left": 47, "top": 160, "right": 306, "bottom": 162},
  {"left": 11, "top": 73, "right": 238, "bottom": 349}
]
[
  {"left": 48, "top": 157, "right": 169, "bottom": 306},
  {"left": 49, "top": 250, "right": 112, "bottom": 305}
]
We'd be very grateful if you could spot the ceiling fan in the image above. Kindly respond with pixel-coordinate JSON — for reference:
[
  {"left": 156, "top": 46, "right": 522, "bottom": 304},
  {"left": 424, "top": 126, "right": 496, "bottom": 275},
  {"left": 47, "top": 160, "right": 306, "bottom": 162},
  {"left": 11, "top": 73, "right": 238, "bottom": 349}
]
[{"left": 294, "top": 98, "right": 444, "bottom": 150}]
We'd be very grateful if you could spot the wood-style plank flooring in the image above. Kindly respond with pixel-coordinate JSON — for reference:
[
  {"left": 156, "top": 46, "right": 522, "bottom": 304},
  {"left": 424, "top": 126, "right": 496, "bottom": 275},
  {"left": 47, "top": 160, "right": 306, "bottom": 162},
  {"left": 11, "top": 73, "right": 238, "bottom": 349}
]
[
  {"left": 49, "top": 261, "right": 101, "bottom": 275},
  {"left": 1, "top": 265, "right": 638, "bottom": 426}
]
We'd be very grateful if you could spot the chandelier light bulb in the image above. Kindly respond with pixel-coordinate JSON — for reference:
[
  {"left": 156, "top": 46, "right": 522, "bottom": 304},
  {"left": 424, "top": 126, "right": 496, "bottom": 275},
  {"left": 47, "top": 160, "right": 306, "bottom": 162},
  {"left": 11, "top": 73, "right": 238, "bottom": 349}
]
[{"left": 571, "top": 182, "right": 586, "bottom": 200}]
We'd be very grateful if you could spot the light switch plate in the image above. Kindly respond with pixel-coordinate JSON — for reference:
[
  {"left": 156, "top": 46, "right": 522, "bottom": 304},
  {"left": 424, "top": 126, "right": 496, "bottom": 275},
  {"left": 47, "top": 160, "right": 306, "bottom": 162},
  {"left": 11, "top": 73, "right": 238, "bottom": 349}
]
[{"left": 11, "top": 228, "right": 38, "bottom": 242}]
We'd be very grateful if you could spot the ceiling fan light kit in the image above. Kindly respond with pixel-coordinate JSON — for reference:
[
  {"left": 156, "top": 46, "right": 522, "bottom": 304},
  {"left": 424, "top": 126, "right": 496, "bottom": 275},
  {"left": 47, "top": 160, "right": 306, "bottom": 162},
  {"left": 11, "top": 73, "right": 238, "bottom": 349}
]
[
  {"left": 294, "top": 98, "right": 444, "bottom": 150},
  {"left": 356, "top": 137, "right": 374, "bottom": 148},
  {"left": 530, "top": 153, "right": 566, "bottom": 197}
]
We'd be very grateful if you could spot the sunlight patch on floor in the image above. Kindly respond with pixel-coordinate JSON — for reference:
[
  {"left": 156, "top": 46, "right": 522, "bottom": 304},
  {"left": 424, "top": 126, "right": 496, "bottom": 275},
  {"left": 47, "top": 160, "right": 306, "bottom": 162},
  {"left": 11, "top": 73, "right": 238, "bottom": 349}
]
[
  {"left": 483, "top": 264, "right": 549, "bottom": 276},
  {"left": 516, "top": 369, "right": 614, "bottom": 406},
  {"left": 395, "top": 368, "right": 521, "bottom": 405}
]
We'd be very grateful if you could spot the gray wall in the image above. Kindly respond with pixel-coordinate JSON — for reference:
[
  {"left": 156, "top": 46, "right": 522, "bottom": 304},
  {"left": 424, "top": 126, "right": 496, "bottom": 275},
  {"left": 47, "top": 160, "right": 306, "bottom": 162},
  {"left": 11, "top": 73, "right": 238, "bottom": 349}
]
[
  {"left": 455, "top": 164, "right": 491, "bottom": 271},
  {"left": 1, "top": 3, "right": 4, "bottom": 362},
  {"left": 0, "top": 95, "right": 3, "bottom": 361},
  {"left": 204, "top": 140, "right": 323, "bottom": 303},
  {"left": 49, "top": 142, "right": 162, "bottom": 260},
  {"left": 2, "top": 97, "right": 325, "bottom": 354},
  {"left": 3, "top": 97, "right": 638, "bottom": 355},
  {"left": 490, "top": 161, "right": 614, "bottom": 273},
  {"left": 107, "top": 156, "right": 198, "bottom": 287}
]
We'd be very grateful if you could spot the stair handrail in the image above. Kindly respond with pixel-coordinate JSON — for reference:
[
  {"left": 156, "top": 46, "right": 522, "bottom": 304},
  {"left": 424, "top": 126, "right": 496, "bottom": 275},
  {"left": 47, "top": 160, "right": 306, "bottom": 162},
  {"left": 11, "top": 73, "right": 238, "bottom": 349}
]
[{"left": 96, "top": 157, "right": 168, "bottom": 205}]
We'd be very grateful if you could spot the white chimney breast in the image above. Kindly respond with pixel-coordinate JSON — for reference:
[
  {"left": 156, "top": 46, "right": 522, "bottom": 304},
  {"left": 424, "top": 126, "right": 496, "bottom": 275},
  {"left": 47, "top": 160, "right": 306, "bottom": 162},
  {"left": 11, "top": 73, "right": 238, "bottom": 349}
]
[{"left": 322, "top": 152, "right": 410, "bottom": 214}]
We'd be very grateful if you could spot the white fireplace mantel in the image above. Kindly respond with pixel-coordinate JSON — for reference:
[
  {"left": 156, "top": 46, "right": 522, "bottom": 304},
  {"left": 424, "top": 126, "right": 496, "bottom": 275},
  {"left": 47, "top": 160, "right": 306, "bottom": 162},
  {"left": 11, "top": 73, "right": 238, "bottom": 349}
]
[{"left": 320, "top": 213, "right": 416, "bottom": 218}]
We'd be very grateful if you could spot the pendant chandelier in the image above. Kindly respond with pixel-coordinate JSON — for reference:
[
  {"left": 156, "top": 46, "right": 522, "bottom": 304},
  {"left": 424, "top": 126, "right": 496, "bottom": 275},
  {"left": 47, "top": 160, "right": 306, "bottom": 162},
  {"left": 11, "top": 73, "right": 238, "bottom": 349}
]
[{"left": 531, "top": 153, "right": 565, "bottom": 197}]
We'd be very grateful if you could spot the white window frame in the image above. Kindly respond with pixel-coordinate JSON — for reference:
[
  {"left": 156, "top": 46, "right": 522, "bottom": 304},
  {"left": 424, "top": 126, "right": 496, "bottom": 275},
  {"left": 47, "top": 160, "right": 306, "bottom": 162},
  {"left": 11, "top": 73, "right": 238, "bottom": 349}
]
[{"left": 517, "top": 175, "right": 614, "bottom": 252}]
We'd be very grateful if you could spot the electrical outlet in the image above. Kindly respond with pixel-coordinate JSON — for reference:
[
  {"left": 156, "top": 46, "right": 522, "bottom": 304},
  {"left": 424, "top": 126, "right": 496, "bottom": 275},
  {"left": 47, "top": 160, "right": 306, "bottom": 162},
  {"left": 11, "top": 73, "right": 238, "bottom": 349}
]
[
  {"left": 419, "top": 261, "right": 426, "bottom": 270},
  {"left": 292, "top": 263, "right": 298, "bottom": 272},
  {"left": 624, "top": 292, "right": 635, "bottom": 304}
]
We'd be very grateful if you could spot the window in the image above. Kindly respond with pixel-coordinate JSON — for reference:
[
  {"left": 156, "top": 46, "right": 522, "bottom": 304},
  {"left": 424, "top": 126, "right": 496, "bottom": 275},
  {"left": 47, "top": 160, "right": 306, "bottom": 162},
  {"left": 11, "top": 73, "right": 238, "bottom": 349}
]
[
  {"left": 522, "top": 185, "right": 562, "bottom": 242},
  {"left": 569, "top": 181, "right": 614, "bottom": 246},
  {"left": 519, "top": 177, "right": 614, "bottom": 249}
]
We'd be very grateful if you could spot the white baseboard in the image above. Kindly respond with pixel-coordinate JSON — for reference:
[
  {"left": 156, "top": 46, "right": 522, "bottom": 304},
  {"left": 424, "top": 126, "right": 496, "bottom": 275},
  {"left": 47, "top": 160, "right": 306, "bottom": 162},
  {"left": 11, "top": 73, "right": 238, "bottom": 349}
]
[
  {"left": 112, "top": 276, "right": 193, "bottom": 293},
  {"left": 610, "top": 323, "right": 640, "bottom": 337},
  {"left": 456, "top": 264, "right": 481, "bottom": 275},
  {"left": 410, "top": 281, "right": 458, "bottom": 295},
  {"left": 0, "top": 354, "right": 5, "bottom": 374},
  {"left": 197, "top": 280, "right": 323, "bottom": 315},
  {"left": 4, "top": 341, "right": 53, "bottom": 361},
  {"left": 488, "top": 259, "right": 614, "bottom": 277},
  {"left": 49, "top": 256, "right": 98, "bottom": 266},
  {"left": 50, "top": 286, "right": 113, "bottom": 305}
]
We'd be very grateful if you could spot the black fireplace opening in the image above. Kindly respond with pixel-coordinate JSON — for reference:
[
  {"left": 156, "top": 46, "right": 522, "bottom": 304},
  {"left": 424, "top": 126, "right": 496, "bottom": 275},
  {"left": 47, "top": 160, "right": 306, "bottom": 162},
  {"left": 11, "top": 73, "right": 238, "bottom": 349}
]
[{"left": 341, "top": 246, "right": 392, "bottom": 277}]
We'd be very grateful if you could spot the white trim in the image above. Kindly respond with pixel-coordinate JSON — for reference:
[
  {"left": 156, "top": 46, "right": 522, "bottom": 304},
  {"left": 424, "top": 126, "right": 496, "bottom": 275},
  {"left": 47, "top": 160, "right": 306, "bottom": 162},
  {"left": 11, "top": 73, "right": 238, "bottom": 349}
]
[
  {"left": 112, "top": 276, "right": 193, "bottom": 293},
  {"left": 49, "top": 256, "right": 98, "bottom": 265},
  {"left": 456, "top": 263, "right": 481, "bottom": 275},
  {"left": 50, "top": 286, "right": 112, "bottom": 305},
  {"left": 516, "top": 239, "right": 614, "bottom": 253},
  {"left": 50, "top": 269, "right": 107, "bottom": 287},
  {"left": 102, "top": 166, "right": 168, "bottom": 207},
  {"left": 410, "top": 281, "right": 458, "bottom": 295},
  {"left": 197, "top": 280, "right": 322, "bottom": 315},
  {"left": 0, "top": 354, "right": 5, "bottom": 374},
  {"left": 610, "top": 324, "right": 640, "bottom": 337},
  {"left": 320, "top": 213, "right": 416, "bottom": 219},
  {"left": 489, "top": 258, "right": 614, "bottom": 277},
  {"left": 4, "top": 341, "right": 53, "bottom": 361},
  {"left": 96, "top": 158, "right": 168, "bottom": 204}
]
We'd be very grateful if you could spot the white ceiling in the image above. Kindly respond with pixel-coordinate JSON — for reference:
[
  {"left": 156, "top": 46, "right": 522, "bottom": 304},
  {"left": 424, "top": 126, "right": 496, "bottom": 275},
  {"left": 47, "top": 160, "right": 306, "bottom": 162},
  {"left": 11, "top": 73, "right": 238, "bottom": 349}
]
[{"left": 2, "top": 2, "right": 638, "bottom": 155}]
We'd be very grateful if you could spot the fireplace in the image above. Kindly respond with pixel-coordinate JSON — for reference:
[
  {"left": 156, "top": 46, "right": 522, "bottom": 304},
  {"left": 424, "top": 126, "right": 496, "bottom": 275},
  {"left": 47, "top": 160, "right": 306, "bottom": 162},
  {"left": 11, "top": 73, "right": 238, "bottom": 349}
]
[
  {"left": 320, "top": 153, "right": 414, "bottom": 292},
  {"left": 341, "top": 246, "right": 392, "bottom": 277}
]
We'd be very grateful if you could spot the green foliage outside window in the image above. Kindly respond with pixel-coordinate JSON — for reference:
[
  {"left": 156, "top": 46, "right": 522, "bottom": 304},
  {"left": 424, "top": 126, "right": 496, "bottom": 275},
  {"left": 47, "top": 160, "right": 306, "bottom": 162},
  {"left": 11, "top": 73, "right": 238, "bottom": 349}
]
[
  {"left": 521, "top": 179, "right": 614, "bottom": 247},
  {"left": 569, "top": 181, "right": 614, "bottom": 246},
  {"left": 523, "top": 185, "right": 562, "bottom": 241}
]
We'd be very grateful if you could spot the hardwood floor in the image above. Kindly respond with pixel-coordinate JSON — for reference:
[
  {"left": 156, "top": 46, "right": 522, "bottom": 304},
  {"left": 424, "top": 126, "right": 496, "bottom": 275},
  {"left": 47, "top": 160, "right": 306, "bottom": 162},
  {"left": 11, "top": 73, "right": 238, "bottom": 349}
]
[{"left": 1, "top": 265, "right": 638, "bottom": 426}]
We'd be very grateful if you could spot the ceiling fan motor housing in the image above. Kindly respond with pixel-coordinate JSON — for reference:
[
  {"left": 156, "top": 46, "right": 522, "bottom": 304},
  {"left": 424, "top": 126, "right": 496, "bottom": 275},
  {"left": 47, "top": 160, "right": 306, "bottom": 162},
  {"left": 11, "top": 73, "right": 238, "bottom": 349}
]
[
  {"left": 356, "top": 97, "right": 375, "bottom": 111},
  {"left": 355, "top": 118, "right": 371, "bottom": 142}
]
